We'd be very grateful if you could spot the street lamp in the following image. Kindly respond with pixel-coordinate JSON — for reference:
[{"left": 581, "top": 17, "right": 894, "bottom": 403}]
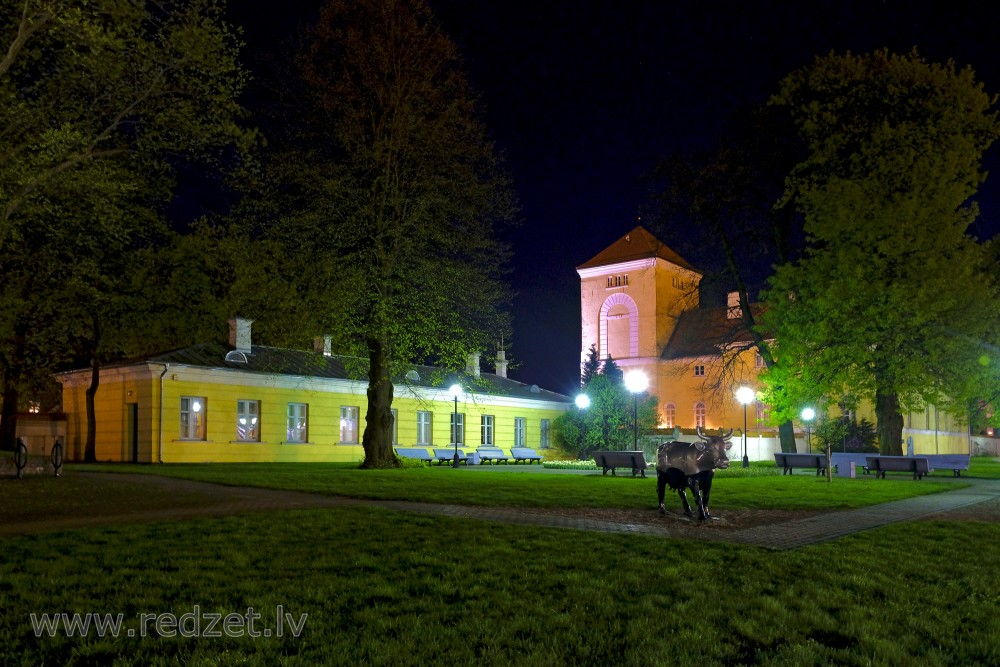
[
  {"left": 624, "top": 370, "right": 648, "bottom": 452},
  {"left": 449, "top": 383, "right": 463, "bottom": 468},
  {"left": 736, "top": 386, "right": 755, "bottom": 468},
  {"left": 801, "top": 407, "right": 815, "bottom": 453},
  {"left": 575, "top": 394, "right": 591, "bottom": 409}
]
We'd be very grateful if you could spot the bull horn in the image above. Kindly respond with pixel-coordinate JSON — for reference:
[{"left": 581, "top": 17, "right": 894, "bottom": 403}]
[
  {"left": 721, "top": 428, "right": 734, "bottom": 441},
  {"left": 696, "top": 426, "right": 709, "bottom": 441}
]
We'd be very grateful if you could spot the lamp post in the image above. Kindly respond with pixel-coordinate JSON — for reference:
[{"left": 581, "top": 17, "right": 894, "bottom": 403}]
[
  {"left": 449, "top": 383, "right": 463, "bottom": 468},
  {"left": 736, "top": 386, "right": 755, "bottom": 468},
  {"left": 575, "top": 394, "right": 591, "bottom": 409},
  {"left": 624, "top": 370, "right": 648, "bottom": 452},
  {"left": 801, "top": 407, "right": 815, "bottom": 453}
]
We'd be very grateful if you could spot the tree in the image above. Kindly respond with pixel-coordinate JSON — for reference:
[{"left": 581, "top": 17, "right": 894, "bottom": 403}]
[
  {"left": 255, "top": 0, "right": 516, "bottom": 467},
  {"left": 762, "top": 50, "right": 1000, "bottom": 455},
  {"left": 581, "top": 344, "right": 601, "bottom": 386},
  {"left": 554, "top": 362, "right": 658, "bottom": 455},
  {"left": 645, "top": 105, "right": 805, "bottom": 452},
  {"left": 0, "top": 0, "right": 250, "bottom": 452}
]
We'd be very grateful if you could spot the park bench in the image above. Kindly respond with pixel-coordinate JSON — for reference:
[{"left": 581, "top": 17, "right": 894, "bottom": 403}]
[
  {"left": 510, "top": 447, "right": 544, "bottom": 464},
  {"left": 476, "top": 447, "right": 509, "bottom": 464},
  {"left": 866, "top": 455, "right": 930, "bottom": 480},
  {"left": 924, "top": 454, "right": 971, "bottom": 477},
  {"left": 830, "top": 452, "right": 872, "bottom": 476},
  {"left": 594, "top": 450, "right": 647, "bottom": 477},
  {"left": 773, "top": 452, "right": 827, "bottom": 476},
  {"left": 433, "top": 448, "right": 467, "bottom": 465},
  {"left": 394, "top": 447, "right": 434, "bottom": 464}
]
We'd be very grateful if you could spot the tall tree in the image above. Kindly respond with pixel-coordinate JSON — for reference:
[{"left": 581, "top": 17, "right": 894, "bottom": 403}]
[
  {"left": 257, "top": 0, "right": 516, "bottom": 467},
  {"left": 581, "top": 344, "right": 601, "bottom": 386},
  {"left": 762, "top": 50, "right": 1000, "bottom": 455},
  {"left": 0, "top": 0, "right": 250, "bottom": 451},
  {"left": 645, "top": 105, "right": 804, "bottom": 452}
]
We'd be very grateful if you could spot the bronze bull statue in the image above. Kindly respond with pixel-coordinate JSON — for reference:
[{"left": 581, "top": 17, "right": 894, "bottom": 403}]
[{"left": 656, "top": 427, "right": 733, "bottom": 520}]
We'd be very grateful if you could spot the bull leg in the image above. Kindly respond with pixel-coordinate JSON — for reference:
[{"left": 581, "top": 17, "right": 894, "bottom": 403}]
[
  {"left": 700, "top": 471, "right": 719, "bottom": 520},
  {"left": 676, "top": 488, "right": 694, "bottom": 517},
  {"left": 688, "top": 478, "right": 709, "bottom": 521}
]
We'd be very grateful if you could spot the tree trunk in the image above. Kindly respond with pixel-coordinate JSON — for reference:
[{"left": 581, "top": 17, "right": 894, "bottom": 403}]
[
  {"left": 360, "top": 336, "right": 398, "bottom": 468},
  {"left": 0, "top": 376, "right": 18, "bottom": 452},
  {"left": 875, "top": 389, "right": 905, "bottom": 456},
  {"left": 778, "top": 420, "right": 796, "bottom": 453},
  {"left": 84, "top": 357, "right": 100, "bottom": 463}
]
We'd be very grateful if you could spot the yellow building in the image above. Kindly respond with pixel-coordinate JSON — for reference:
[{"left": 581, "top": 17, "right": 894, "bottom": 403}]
[
  {"left": 57, "top": 319, "right": 570, "bottom": 463},
  {"left": 577, "top": 226, "right": 972, "bottom": 458}
]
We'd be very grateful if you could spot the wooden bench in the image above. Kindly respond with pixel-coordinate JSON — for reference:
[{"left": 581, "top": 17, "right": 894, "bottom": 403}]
[
  {"left": 394, "top": 447, "right": 434, "bottom": 464},
  {"left": 830, "top": 452, "right": 872, "bottom": 475},
  {"left": 773, "top": 452, "right": 827, "bottom": 476},
  {"left": 433, "top": 448, "right": 467, "bottom": 465},
  {"left": 866, "top": 455, "right": 930, "bottom": 480},
  {"left": 924, "top": 454, "right": 971, "bottom": 477},
  {"left": 594, "top": 450, "right": 647, "bottom": 477},
  {"left": 510, "top": 447, "right": 544, "bottom": 464},
  {"left": 476, "top": 447, "right": 509, "bottom": 464}
]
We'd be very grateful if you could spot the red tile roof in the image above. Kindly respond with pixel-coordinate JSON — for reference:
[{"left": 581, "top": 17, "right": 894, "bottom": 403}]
[{"left": 576, "top": 226, "right": 699, "bottom": 272}]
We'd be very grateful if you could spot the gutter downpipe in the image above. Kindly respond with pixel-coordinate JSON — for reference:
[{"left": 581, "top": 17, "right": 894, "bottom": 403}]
[{"left": 158, "top": 363, "right": 169, "bottom": 463}]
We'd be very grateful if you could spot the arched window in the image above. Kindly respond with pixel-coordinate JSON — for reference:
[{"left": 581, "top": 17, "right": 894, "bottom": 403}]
[
  {"left": 694, "top": 402, "right": 706, "bottom": 428},
  {"left": 599, "top": 293, "right": 638, "bottom": 360},
  {"left": 663, "top": 403, "right": 676, "bottom": 429}
]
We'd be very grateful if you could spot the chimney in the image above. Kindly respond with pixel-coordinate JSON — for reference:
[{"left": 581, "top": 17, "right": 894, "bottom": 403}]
[
  {"left": 314, "top": 335, "right": 332, "bottom": 356},
  {"left": 228, "top": 317, "right": 253, "bottom": 352},
  {"left": 466, "top": 352, "right": 481, "bottom": 378},
  {"left": 727, "top": 291, "right": 742, "bottom": 320},
  {"left": 495, "top": 349, "right": 508, "bottom": 379}
]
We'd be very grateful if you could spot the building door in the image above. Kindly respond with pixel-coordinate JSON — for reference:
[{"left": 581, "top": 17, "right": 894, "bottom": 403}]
[{"left": 126, "top": 403, "right": 138, "bottom": 463}]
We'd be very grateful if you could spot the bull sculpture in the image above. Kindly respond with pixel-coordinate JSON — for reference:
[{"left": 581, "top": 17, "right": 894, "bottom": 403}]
[{"left": 656, "top": 427, "right": 733, "bottom": 520}]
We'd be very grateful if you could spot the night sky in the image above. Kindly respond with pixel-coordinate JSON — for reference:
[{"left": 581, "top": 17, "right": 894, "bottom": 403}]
[{"left": 229, "top": 0, "right": 1000, "bottom": 395}]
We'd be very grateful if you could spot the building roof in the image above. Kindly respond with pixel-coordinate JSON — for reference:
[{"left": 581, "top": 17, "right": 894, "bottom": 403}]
[
  {"left": 576, "top": 225, "right": 700, "bottom": 273},
  {"left": 660, "top": 304, "right": 766, "bottom": 360},
  {"left": 133, "top": 343, "right": 570, "bottom": 404}
]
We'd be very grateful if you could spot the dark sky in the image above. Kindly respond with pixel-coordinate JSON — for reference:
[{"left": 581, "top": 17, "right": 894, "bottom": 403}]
[{"left": 229, "top": 0, "right": 1000, "bottom": 396}]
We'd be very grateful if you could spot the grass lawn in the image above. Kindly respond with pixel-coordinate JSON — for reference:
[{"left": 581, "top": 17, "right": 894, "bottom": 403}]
[
  {"left": 1, "top": 504, "right": 998, "bottom": 666},
  {"left": 66, "top": 461, "right": 966, "bottom": 511}
]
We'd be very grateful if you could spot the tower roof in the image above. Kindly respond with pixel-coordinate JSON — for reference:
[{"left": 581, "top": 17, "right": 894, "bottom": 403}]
[{"left": 576, "top": 226, "right": 699, "bottom": 272}]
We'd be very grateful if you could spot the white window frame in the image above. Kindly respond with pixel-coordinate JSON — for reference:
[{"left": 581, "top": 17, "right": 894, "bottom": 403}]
[
  {"left": 450, "top": 412, "right": 465, "bottom": 446},
  {"left": 340, "top": 406, "right": 359, "bottom": 444},
  {"left": 514, "top": 417, "right": 526, "bottom": 447},
  {"left": 695, "top": 402, "right": 706, "bottom": 428},
  {"left": 481, "top": 415, "right": 494, "bottom": 446},
  {"left": 540, "top": 419, "right": 551, "bottom": 449},
  {"left": 180, "top": 396, "right": 207, "bottom": 440},
  {"left": 417, "top": 411, "right": 432, "bottom": 445},
  {"left": 694, "top": 365, "right": 705, "bottom": 377},
  {"left": 663, "top": 403, "right": 676, "bottom": 429},
  {"left": 236, "top": 399, "right": 260, "bottom": 442},
  {"left": 287, "top": 403, "right": 308, "bottom": 443}
]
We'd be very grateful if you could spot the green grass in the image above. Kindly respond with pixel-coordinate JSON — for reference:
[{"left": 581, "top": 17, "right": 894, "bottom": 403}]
[
  {"left": 66, "top": 461, "right": 963, "bottom": 511},
  {"left": 1, "top": 507, "right": 998, "bottom": 665}
]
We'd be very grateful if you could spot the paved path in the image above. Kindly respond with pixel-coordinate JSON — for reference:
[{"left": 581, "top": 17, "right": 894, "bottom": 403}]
[{"left": 5, "top": 472, "right": 999, "bottom": 550}]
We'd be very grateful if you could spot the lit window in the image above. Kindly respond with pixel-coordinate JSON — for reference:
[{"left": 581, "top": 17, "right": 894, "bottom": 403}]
[
  {"left": 756, "top": 401, "right": 769, "bottom": 424},
  {"left": 417, "top": 411, "right": 432, "bottom": 445},
  {"left": 287, "top": 403, "right": 308, "bottom": 443},
  {"left": 755, "top": 353, "right": 765, "bottom": 368},
  {"left": 481, "top": 415, "right": 494, "bottom": 446},
  {"left": 236, "top": 400, "right": 260, "bottom": 442},
  {"left": 695, "top": 402, "right": 706, "bottom": 428},
  {"left": 663, "top": 403, "right": 676, "bottom": 429},
  {"left": 694, "top": 365, "right": 705, "bottom": 377},
  {"left": 180, "top": 396, "right": 207, "bottom": 440},
  {"left": 340, "top": 406, "right": 359, "bottom": 444},
  {"left": 514, "top": 417, "right": 526, "bottom": 447},
  {"left": 540, "top": 419, "right": 551, "bottom": 448},
  {"left": 450, "top": 412, "right": 465, "bottom": 446}
]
